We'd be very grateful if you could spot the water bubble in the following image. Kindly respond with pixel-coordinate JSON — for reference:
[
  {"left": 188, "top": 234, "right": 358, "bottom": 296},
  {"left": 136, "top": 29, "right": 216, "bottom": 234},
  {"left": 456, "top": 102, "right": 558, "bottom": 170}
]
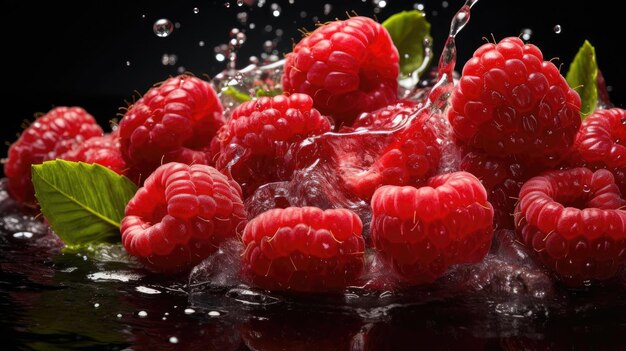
[
  {"left": 237, "top": 12, "right": 249, "bottom": 23},
  {"left": 184, "top": 308, "right": 196, "bottom": 314},
  {"left": 275, "top": 28, "right": 283, "bottom": 37},
  {"left": 271, "top": 3, "right": 281, "bottom": 17},
  {"left": 553, "top": 24, "right": 562, "bottom": 33},
  {"left": 442, "top": 0, "right": 449, "bottom": 8},
  {"left": 125, "top": 60, "right": 131, "bottom": 67},
  {"left": 138, "top": 311, "right": 148, "bottom": 318},
  {"left": 258, "top": 0, "right": 266, "bottom": 7},
  {"left": 216, "top": 53, "right": 226, "bottom": 62},
  {"left": 324, "top": 4, "right": 332, "bottom": 15},
  {"left": 224, "top": 2, "right": 231, "bottom": 8},
  {"left": 12, "top": 231, "right": 33, "bottom": 239},
  {"left": 583, "top": 184, "right": 591, "bottom": 193},
  {"left": 199, "top": 41, "right": 205, "bottom": 47},
  {"left": 265, "top": 24, "right": 273, "bottom": 32},
  {"left": 312, "top": 16, "right": 319, "bottom": 22},
  {"left": 300, "top": 11, "right": 307, "bottom": 18},
  {"left": 236, "top": 32, "right": 247, "bottom": 45},
  {"left": 174, "top": 22, "right": 181, "bottom": 29},
  {"left": 263, "top": 40, "right": 274, "bottom": 52},
  {"left": 141, "top": 14, "right": 146, "bottom": 19},
  {"left": 237, "top": 0, "right": 244, "bottom": 6},
  {"left": 161, "top": 53, "right": 178, "bottom": 66},
  {"left": 193, "top": 7, "right": 199, "bottom": 14},
  {"left": 116, "top": 313, "right": 122, "bottom": 318},
  {"left": 164, "top": 312, "right": 169, "bottom": 316},
  {"left": 208, "top": 311, "right": 221, "bottom": 317},
  {"left": 153, "top": 18, "right": 174, "bottom": 37},
  {"left": 94, "top": 303, "right": 100, "bottom": 308},
  {"left": 289, "top": 0, "right": 295, "bottom": 3},
  {"left": 414, "top": 3, "right": 425, "bottom": 11},
  {"left": 521, "top": 28, "right": 532, "bottom": 41},
  {"left": 177, "top": 66, "right": 186, "bottom": 74},
  {"left": 169, "top": 336, "right": 179, "bottom": 344},
  {"left": 249, "top": 23, "right": 256, "bottom": 29},
  {"left": 162, "top": 317, "right": 167, "bottom": 320}
]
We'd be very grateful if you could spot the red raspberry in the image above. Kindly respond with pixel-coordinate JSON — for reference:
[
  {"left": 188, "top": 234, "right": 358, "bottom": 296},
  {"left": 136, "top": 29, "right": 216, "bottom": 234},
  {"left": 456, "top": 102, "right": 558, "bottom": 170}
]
[
  {"left": 460, "top": 150, "right": 530, "bottom": 229},
  {"left": 121, "top": 162, "right": 246, "bottom": 273},
  {"left": 349, "top": 100, "right": 419, "bottom": 131},
  {"left": 215, "top": 94, "right": 331, "bottom": 197},
  {"left": 241, "top": 206, "right": 365, "bottom": 292},
  {"left": 3, "top": 106, "right": 103, "bottom": 204},
  {"left": 568, "top": 108, "right": 626, "bottom": 195},
  {"left": 118, "top": 75, "right": 224, "bottom": 184},
  {"left": 339, "top": 110, "right": 442, "bottom": 200},
  {"left": 448, "top": 37, "right": 581, "bottom": 167},
  {"left": 282, "top": 16, "right": 399, "bottom": 127},
  {"left": 59, "top": 133, "right": 127, "bottom": 175},
  {"left": 514, "top": 167, "right": 626, "bottom": 286},
  {"left": 371, "top": 171, "right": 494, "bottom": 285}
]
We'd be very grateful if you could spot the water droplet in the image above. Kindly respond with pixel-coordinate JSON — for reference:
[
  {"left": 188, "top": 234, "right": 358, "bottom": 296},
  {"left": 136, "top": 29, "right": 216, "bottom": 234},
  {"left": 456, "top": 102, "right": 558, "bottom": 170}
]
[
  {"left": 125, "top": 60, "right": 131, "bottom": 67},
  {"left": 12, "top": 231, "right": 33, "bottom": 239},
  {"left": 414, "top": 3, "right": 425, "bottom": 11},
  {"left": 216, "top": 53, "right": 226, "bottom": 62},
  {"left": 169, "top": 336, "right": 179, "bottom": 344},
  {"left": 442, "top": 0, "right": 449, "bottom": 8},
  {"left": 237, "top": 0, "right": 244, "bottom": 6},
  {"left": 174, "top": 22, "right": 181, "bottom": 29},
  {"left": 521, "top": 28, "right": 532, "bottom": 41},
  {"left": 258, "top": 0, "right": 266, "bottom": 7},
  {"left": 289, "top": 0, "right": 295, "bottom": 4},
  {"left": 184, "top": 308, "right": 196, "bottom": 314},
  {"left": 237, "top": 12, "right": 249, "bottom": 23},
  {"left": 162, "top": 316, "right": 167, "bottom": 320},
  {"left": 116, "top": 313, "right": 122, "bottom": 318},
  {"left": 153, "top": 18, "right": 174, "bottom": 37},
  {"left": 141, "top": 14, "right": 146, "bottom": 19},
  {"left": 271, "top": 3, "right": 281, "bottom": 17},
  {"left": 136, "top": 286, "right": 162, "bottom": 294},
  {"left": 94, "top": 303, "right": 100, "bottom": 308},
  {"left": 164, "top": 312, "right": 169, "bottom": 316},
  {"left": 193, "top": 7, "right": 199, "bottom": 14},
  {"left": 177, "top": 66, "right": 186, "bottom": 74},
  {"left": 553, "top": 24, "right": 562, "bottom": 34},
  {"left": 300, "top": 11, "right": 307, "bottom": 18},
  {"left": 224, "top": 2, "right": 231, "bottom": 8},
  {"left": 265, "top": 24, "right": 273, "bottom": 32},
  {"left": 138, "top": 311, "right": 148, "bottom": 318},
  {"left": 249, "top": 23, "right": 256, "bottom": 29},
  {"left": 208, "top": 311, "right": 221, "bottom": 317},
  {"left": 323, "top": 4, "right": 332, "bottom": 15},
  {"left": 583, "top": 184, "right": 591, "bottom": 193},
  {"left": 199, "top": 41, "right": 205, "bottom": 47},
  {"left": 161, "top": 53, "right": 178, "bottom": 66}
]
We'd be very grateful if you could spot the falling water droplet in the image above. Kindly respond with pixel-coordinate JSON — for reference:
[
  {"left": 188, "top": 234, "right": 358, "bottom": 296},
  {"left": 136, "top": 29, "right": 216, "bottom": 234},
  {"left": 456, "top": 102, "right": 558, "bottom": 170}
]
[
  {"left": 237, "top": 0, "right": 244, "bottom": 6},
  {"left": 116, "top": 313, "right": 122, "bottom": 318},
  {"left": 324, "top": 4, "right": 332, "bottom": 15},
  {"left": 93, "top": 303, "right": 100, "bottom": 308},
  {"left": 161, "top": 53, "right": 178, "bottom": 66},
  {"left": 193, "top": 7, "right": 199, "bottom": 14},
  {"left": 271, "top": 3, "right": 281, "bottom": 17},
  {"left": 169, "top": 336, "right": 179, "bottom": 344},
  {"left": 414, "top": 3, "right": 425, "bottom": 10},
  {"left": 521, "top": 28, "right": 532, "bottom": 41},
  {"left": 177, "top": 66, "right": 186, "bottom": 74},
  {"left": 208, "top": 311, "right": 221, "bottom": 317},
  {"left": 199, "top": 40, "right": 205, "bottom": 47},
  {"left": 237, "top": 12, "right": 249, "bottom": 23},
  {"left": 553, "top": 24, "right": 562, "bottom": 33},
  {"left": 153, "top": 19, "right": 174, "bottom": 37},
  {"left": 184, "top": 308, "right": 196, "bottom": 314},
  {"left": 442, "top": 1, "right": 449, "bottom": 8},
  {"left": 138, "top": 311, "right": 148, "bottom": 318},
  {"left": 125, "top": 60, "right": 131, "bottom": 67},
  {"left": 224, "top": 2, "right": 231, "bottom": 8}
]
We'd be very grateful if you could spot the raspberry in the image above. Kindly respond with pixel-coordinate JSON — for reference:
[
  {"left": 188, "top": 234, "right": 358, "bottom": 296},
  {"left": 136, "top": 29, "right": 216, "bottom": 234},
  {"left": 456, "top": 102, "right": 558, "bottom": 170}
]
[
  {"left": 349, "top": 100, "right": 419, "bottom": 131},
  {"left": 282, "top": 16, "right": 399, "bottom": 127},
  {"left": 568, "top": 108, "right": 626, "bottom": 195},
  {"left": 371, "top": 171, "right": 494, "bottom": 285},
  {"left": 59, "top": 133, "right": 127, "bottom": 175},
  {"left": 215, "top": 94, "right": 331, "bottom": 197},
  {"left": 241, "top": 206, "right": 365, "bottom": 292},
  {"left": 448, "top": 37, "right": 581, "bottom": 167},
  {"left": 118, "top": 75, "right": 224, "bottom": 184},
  {"left": 3, "top": 106, "right": 103, "bottom": 204},
  {"left": 339, "top": 110, "right": 442, "bottom": 200},
  {"left": 460, "top": 150, "right": 530, "bottom": 229},
  {"left": 121, "top": 162, "right": 246, "bottom": 273},
  {"left": 514, "top": 167, "right": 626, "bottom": 286}
]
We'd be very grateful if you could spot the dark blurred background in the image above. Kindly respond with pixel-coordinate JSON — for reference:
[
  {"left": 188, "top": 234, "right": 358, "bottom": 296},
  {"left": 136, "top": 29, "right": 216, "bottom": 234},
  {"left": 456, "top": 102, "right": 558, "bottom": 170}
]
[{"left": 1, "top": 0, "right": 623, "bottom": 176}]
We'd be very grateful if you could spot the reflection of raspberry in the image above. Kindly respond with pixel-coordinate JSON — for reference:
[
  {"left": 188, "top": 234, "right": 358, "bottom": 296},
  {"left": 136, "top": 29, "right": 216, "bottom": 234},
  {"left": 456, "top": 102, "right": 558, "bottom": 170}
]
[
  {"left": 118, "top": 75, "right": 224, "bottom": 184},
  {"left": 448, "top": 37, "right": 581, "bottom": 167},
  {"left": 460, "top": 150, "right": 529, "bottom": 229},
  {"left": 282, "top": 16, "right": 399, "bottom": 127},
  {"left": 371, "top": 172, "right": 494, "bottom": 285},
  {"left": 568, "top": 108, "right": 626, "bottom": 195},
  {"left": 4, "top": 107, "right": 103, "bottom": 204},
  {"left": 121, "top": 163, "right": 246, "bottom": 273},
  {"left": 515, "top": 167, "right": 626, "bottom": 286},
  {"left": 340, "top": 111, "right": 442, "bottom": 200},
  {"left": 215, "top": 94, "right": 331, "bottom": 197},
  {"left": 60, "top": 133, "right": 127, "bottom": 175},
  {"left": 241, "top": 206, "right": 365, "bottom": 292}
]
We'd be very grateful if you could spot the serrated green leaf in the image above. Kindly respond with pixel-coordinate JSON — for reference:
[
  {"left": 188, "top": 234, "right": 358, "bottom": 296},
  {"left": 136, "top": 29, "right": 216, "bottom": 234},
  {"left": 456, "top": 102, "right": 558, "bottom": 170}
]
[
  {"left": 566, "top": 40, "right": 598, "bottom": 118},
  {"left": 223, "top": 86, "right": 252, "bottom": 103},
  {"left": 383, "top": 10, "right": 432, "bottom": 76},
  {"left": 32, "top": 160, "right": 138, "bottom": 246}
]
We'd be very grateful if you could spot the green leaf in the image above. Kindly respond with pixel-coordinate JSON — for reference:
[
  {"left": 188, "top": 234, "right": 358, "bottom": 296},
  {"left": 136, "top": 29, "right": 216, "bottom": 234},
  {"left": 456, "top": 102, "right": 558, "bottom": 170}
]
[
  {"left": 223, "top": 86, "right": 252, "bottom": 103},
  {"left": 255, "top": 86, "right": 282, "bottom": 98},
  {"left": 566, "top": 40, "right": 598, "bottom": 118},
  {"left": 32, "top": 160, "right": 138, "bottom": 246},
  {"left": 383, "top": 10, "right": 432, "bottom": 76}
]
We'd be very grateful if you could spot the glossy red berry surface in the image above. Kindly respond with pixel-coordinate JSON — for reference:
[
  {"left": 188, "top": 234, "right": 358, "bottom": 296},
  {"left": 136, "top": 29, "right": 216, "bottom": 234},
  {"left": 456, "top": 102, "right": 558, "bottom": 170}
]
[
  {"left": 282, "top": 16, "right": 399, "bottom": 127},
  {"left": 515, "top": 167, "right": 626, "bottom": 285},
  {"left": 121, "top": 162, "right": 246, "bottom": 273},
  {"left": 241, "top": 206, "right": 365, "bottom": 292},
  {"left": 60, "top": 133, "right": 127, "bottom": 175}
]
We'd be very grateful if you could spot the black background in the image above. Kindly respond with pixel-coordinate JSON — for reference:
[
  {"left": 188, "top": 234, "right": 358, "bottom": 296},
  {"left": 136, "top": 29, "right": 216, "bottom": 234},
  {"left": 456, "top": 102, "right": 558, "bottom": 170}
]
[{"left": 1, "top": 0, "right": 623, "bottom": 176}]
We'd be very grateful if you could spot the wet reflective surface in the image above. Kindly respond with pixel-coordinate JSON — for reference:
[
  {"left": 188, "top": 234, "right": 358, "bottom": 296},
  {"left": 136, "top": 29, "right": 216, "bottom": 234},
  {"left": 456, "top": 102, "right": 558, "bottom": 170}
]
[{"left": 3, "top": 180, "right": 626, "bottom": 350}]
